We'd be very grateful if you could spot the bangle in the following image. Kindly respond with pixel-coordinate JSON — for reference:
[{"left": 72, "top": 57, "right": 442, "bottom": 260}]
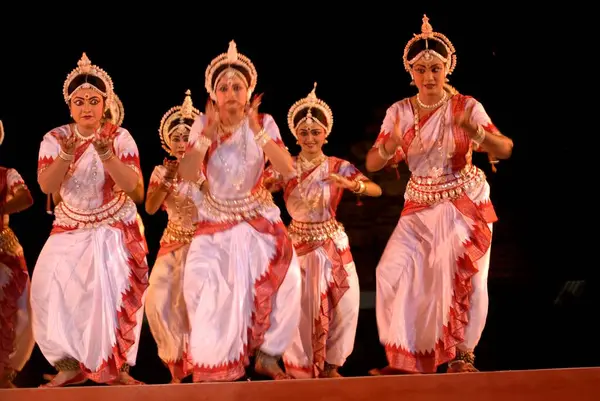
[
  {"left": 377, "top": 143, "right": 394, "bottom": 160},
  {"left": 472, "top": 125, "right": 486, "bottom": 146},
  {"left": 396, "top": 146, "right": 406, "bottom": 160},
  {"left": 59, "top": 149, "right": 74, "bottom": 162},
  {"left": 254, "top": 129, "right": 271, "bottom": 147},
  {"left": 98, "top": 149, "right": 114, "bottom": 162},
  {"left": 196, "top": 135, "right": 212, "bottom": 150},
  {"left": 352, "top": 180, "right": 366, "bottom": 194},
  {"left": 161, "top": 179, "right": 174, "bottom": 192},
  {"left": 196, "top": 175, "right": 206, "bottom": 190}
]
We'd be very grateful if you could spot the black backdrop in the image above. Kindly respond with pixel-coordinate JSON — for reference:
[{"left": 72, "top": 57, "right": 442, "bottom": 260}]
[{"left": 0, "top": 3, "right": 594, "bottom": 386}]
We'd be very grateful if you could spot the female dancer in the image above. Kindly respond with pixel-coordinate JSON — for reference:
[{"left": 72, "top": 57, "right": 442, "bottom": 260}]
[
  {"left": 264, "top": 84, "right": 382, "bottom": 378},
  {"left": 47, "top": 93, "right": 138, "bottom": 206},
  {"left": 178, "top": 40, "right": 301, "bottom": 382},
  {"left": 0, "top": 120, "right": 35, "bottom": 388},
  {"left": 32, "top": 53, "right": 148, "bottom": 387},
  {"left": 366, "top": 15, "right": 513, "bottom": 374},
  {"left": 145, "top": 90, "right": 204, "bottom": 383}
]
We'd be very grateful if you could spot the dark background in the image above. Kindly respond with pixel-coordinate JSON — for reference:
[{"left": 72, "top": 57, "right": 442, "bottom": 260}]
[{"left": 0, "top": 4, "right": 593, "bottom": 387}]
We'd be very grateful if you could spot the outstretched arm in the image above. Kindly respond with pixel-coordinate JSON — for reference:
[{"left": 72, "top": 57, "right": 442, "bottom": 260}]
[{"left": 329, "top": 160, "right": 382, "bottom": 197}]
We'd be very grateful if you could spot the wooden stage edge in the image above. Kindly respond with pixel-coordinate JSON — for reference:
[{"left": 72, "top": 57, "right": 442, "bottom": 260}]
[{"left": 2, "top": 367, "right": 599, "bottom": 401}]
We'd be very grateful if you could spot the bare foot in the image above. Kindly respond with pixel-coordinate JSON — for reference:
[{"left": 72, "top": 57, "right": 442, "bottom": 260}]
[
  {"left": 108, "top": 371, "right": 144, "bottom": 385},
  {"left": 0, "top": 379, "right": 16, "bottom": 388},
  {"left": 369, "top": 366, "right": 417, "bottom": 376},
  {"left": 254, "top": 352, "right": 292, "bottom": 380},
  {"left": 319, "top": 368, "right": 342, "bottom": 378},
  {"left": 447, "top": 361, "right": 479, "bottom": 373},
  {"left": 1, "top": 369, "right": 17, "bottom": 388},
  {"left": 42, "top": 373, "right": 55, "bottom": 382},
  {"left": 171, "top": 372, "right": 192, "bottom": 384},
  {"left": 39, "top": 370, "right": 87, "bottom": 388}
]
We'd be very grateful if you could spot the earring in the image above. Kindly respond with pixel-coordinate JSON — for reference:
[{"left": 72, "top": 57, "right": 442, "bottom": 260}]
[
  {"left": 296, "top": 140, "right": 299, "bottom": 145},
  {"left": 324, "top": 139, "right": 328, "bottom": 144},
  {"left": 445, "top": 77, "right": 449, "bottom": 83},
  {"left": 410, "top": 80, "right": 415, "bottom": 86}
]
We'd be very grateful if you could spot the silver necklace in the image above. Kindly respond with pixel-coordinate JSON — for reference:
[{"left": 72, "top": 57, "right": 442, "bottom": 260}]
[
  {"left": 215, "top": 118, "right": 248, "bottom": 191},
  {"left": 73, "top": 124, "right": 96, "bottom": 141},
  {"left": 413, "top": 98, "right": 452, "bottom": 179},
  {"left": 296, "top": 154, "right": 327, "bottom": 218},
  {"left": 416, "top": 90, "right": 447, "bottom": 110}
]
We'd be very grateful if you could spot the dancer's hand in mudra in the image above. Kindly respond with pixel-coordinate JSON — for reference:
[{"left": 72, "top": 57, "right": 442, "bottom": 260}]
[
  {"left": 326, "top": 173, "right": 357, "bottom": 190},
  {"left": 455, "top": 105, "right": 477, "bottom": 136},
  {"left": 59, "top": 134, "right": 79, "bottom": 156},
  {"left": 203, "top": 99, "right": 220, "bottom": 141},
  {"left": 389, "top": 115, "right": 406, "bottom": 150},
  {"left": 246, "top": 93, "right": 264, "bottom": 135},
  {"left": 163, "top": 158, "right": 179, "bottom": 181},
  {"left": 92, "top": 134, "right": 113, "bottom": 159}
]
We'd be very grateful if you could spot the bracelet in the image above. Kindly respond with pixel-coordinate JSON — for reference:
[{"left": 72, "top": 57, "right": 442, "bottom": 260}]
[
  {"left": 98, "top": 149, "right": 114, "bottom": 162},
  {"left": 196, "top": 175, "right": 206, "bottom": 189},
  {"left": 196, "top": 135, "right": 212, "bottom": 150},
  {"left": 59, "top": 149, "right": 74, "bottom": 162},
  {"left": 161, "top": 179, "right": 174, "bottom": 192},
  {"left": 397, "top": 146, "right": 406, "bottom": 160},
  {"left": 254, "top": 129, "right": 271, "bottom": 147},
  {"left": 377, "top": 143, "right": 394, "bottom": 160},
  {"left": 472, "top": 125, "right": 486, "bottom": 146},
  {"left": 352, "top": 180, "right": 366, "bottom": 194}
]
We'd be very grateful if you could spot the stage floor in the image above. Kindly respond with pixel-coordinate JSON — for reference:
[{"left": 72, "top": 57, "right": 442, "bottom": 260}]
[
  {"left": 2, "top": 368, "right": 600, "bottom": 401},
  {"left": 6, "top": 278, "right": 600, "bottom": 388}
]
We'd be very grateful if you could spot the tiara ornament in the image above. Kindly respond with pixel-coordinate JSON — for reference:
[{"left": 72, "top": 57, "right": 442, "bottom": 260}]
[
  {"left": 403, "top": 15, "right": 457, "bottom": 75},
  {"left": 287, "top": 82, "right": 334, "bottom": 139},
  {"left": 63, "top": 52, "right": 115, "bottom": 107},
  {"left": 159, "top": 90, "right": 201, "bottom": 155},
  {"left": 205, "top": 40, "right": 258, "bottom": 101},
  {"left": 227, "top": 40, "right": 238, "bottom": 62},
  {"left": 421, "top": 15, "right": 434, "bottom": 38}
]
